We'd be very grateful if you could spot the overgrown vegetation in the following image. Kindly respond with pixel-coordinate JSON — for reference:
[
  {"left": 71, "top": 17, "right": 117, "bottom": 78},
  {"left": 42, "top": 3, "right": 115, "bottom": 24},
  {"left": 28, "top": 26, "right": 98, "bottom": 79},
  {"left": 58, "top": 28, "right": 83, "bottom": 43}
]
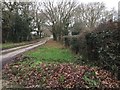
[
  {"left": 2, "top": 40, "right": 120, "bottom": 89},
  {"left": 3, "top": 58, "right": 120, "bottom": 89},
  {"left": 86, "top": 28, "right": 120, "bottom": 80},
  {"left": 2, "top": 2, "right": 46, "bottom": 43},
  {"left": 62, "top": 21, "right": 120, "bottom": 80}
]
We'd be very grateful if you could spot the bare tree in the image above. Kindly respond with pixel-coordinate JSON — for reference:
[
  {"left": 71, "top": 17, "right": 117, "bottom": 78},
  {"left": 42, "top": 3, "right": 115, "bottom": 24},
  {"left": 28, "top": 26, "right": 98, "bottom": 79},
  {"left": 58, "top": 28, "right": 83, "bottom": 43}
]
[
  {"left": 101, "top": 8, "right": 117, "bottom": 22},
  {"left": 74, "top": 2, "right": 117, "bottom": 31},
  {"left": 42, "top": 0, "right": 77, "bottom": 40},
  {"left": 30, "top": 2, "right": 47, "bottom": 38},
  {"left": 75, "top": 2, "right": 106, "bottom": 31}
]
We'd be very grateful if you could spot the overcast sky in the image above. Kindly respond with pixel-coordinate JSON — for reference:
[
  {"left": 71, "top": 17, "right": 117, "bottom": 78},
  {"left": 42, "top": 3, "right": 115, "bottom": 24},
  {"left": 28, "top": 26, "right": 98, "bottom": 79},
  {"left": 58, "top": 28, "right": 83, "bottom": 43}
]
[
  {"left": 37, "top": 0, "right": 119, "bottom": 11},
  {"left": 78, "top": 0, "right": 119, "bottom": 10}
]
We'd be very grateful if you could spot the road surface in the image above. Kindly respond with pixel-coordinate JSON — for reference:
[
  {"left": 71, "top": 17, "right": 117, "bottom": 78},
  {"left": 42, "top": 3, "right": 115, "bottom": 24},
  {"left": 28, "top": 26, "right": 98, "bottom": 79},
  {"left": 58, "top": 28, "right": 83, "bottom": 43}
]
[{"left": 1, "top": 37, "right": 51, "bottom": 67}]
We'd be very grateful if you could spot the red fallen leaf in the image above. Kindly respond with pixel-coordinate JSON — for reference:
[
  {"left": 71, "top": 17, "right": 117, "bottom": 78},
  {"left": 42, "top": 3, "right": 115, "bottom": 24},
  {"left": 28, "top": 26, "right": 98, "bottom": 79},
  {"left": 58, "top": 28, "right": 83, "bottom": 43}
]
[
  {"left": 2, "top": 62, "right": 120, "bottom": 88},
  {"left": 37, "top": 73, "right": 42, "bottom": 77},
  {"left": 3, "top": 64, "right": 9, "bottom": 69}
]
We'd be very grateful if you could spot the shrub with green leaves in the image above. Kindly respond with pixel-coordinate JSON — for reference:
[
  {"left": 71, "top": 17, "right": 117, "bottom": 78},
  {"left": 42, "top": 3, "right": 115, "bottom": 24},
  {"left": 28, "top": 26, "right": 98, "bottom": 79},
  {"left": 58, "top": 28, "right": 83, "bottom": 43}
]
[
  {"left": 62, "top": 36, "right": 71, "bottom": 47},
  {"left": 86, "top": 29, "right": 120, "bottom": 80},
  {"left": 70, "top": 36, "right": 80, "bottom": 54},
  {"left": 83, "top": 70, "right": 100, "bottom": 88},
  {"left": 62, "top": 21, "right": 120, "bottom": 80}
]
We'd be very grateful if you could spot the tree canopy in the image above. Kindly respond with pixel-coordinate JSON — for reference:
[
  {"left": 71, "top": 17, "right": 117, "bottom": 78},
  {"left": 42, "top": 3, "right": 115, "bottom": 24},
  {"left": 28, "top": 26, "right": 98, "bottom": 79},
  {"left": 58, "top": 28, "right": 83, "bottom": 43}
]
[{"left": 2, "top": 0, "right": 117, "bottom": 42}]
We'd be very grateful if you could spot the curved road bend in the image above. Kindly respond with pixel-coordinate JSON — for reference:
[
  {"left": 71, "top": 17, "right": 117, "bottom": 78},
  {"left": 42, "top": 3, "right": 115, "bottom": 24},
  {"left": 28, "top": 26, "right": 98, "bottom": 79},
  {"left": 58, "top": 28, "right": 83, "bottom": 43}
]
[{"left": 1, "top": 37, "right": 51, "bottom": 67}]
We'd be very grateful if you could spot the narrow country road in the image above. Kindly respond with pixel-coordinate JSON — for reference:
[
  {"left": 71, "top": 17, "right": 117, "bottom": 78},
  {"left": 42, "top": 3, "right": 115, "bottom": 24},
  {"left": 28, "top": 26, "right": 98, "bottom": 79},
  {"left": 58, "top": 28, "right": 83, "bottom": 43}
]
[{"left": 1, "top": 37, "right": 51, "bottom": 67}]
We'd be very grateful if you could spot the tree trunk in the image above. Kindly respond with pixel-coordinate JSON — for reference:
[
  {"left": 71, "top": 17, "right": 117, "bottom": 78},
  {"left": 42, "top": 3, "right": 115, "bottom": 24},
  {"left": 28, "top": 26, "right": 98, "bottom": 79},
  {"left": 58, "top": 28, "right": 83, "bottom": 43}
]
[
  {"left": 53, "top": 32, "right": 57, "bottom": 41},
  {"left": 40, "top": 31, "right": 42, "bottom": 38},
  {"left": 58, "top": 34, "right": 62, "bottom": 41}
]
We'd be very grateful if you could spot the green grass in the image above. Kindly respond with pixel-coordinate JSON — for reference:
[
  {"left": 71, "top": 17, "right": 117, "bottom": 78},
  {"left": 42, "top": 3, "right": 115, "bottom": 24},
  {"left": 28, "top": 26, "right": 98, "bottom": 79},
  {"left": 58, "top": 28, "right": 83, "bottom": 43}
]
[
  {"left": 2, "top": 38, "right": 44, "bottom": 50},
  {"left": 2, "top": 42, "right": 26, "bottom": 50},
  {"left": 24, "top": 46, "right": 75, "bottom": 67}
]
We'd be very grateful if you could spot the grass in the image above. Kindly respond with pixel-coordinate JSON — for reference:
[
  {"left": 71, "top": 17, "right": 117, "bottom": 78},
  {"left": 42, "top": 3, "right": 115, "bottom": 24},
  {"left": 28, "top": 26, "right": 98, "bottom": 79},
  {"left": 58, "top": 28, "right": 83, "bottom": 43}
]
[
  {"left": 2, "top": 38, "right": 44, "bottom": 50},
  {"left": 2, "top": 42, "right": 26, "bottom": 50},
  {"left": 24, "top": 40, "right": 75, "bottom": 67}
]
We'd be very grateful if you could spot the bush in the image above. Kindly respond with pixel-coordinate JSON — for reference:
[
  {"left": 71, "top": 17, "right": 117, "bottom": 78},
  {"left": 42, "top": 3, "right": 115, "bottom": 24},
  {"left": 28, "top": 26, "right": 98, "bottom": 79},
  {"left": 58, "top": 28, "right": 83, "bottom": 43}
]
[
  {"left": 72, "top": 31, "right": 80, "bottom": 35},
  {"left": 62, "top": 36, "right": 71, "bottom": 47},
  {"left": 62, "top": 35, "right": 80, "bottom": 54},
  {"left": 70, "top": 35, "right": 80, "bottom": 54},
  {"left": 86, "top": 29, "right": 120, "bottom": 79},
  {"left": 62, "top": 21, "right": 120, "bottom": 80},
  {"left": 62, "top": 32, "right": 88, "bottom": 56}
]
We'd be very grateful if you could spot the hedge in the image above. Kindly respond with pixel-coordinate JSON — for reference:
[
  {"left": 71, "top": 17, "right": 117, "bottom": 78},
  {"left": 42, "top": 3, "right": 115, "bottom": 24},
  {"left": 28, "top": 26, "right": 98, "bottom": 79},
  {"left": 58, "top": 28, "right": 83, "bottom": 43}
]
[
  {"left": 86, "top": 29, "right": 120, "bottom": 79},
  {"left": 62, "top": 28, "right": 120, "bottom": 80},
  {"left": 62, "top": 32, "right": 88, "bottom": 56}
]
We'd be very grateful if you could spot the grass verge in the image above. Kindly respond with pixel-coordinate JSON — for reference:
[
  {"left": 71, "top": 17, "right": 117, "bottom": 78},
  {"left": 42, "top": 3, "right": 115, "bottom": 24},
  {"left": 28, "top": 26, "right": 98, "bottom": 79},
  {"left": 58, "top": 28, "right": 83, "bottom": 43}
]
[
  {"left": 2, "top": 38, "right": 45, "bottom": 50},
  {"left": 24, "top": 40, "right": 75, "bottom": 67},
  {"left": 2, "top": 42, "right": 26, "bottom": 50}
]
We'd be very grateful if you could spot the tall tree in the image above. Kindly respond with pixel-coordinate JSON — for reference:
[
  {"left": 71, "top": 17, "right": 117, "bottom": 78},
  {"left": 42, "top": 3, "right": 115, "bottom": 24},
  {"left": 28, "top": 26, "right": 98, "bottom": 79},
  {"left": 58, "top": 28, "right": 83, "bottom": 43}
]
[
  {"left": 2, "top": 1, "right": 33, "bottom": 42},
  {"left": 75, "top": 2, "right": 106, "bottom": 31},
  {"left": 42, "top": 0, "right": 77, "bottom": 40},
  {"left": 74, "top": 2, "right": 117, "bottom": 31}
]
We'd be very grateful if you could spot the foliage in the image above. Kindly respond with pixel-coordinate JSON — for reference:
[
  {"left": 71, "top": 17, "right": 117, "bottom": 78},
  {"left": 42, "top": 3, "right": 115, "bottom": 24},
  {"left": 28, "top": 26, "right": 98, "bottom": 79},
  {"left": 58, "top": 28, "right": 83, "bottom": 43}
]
[
  {"left": 2, "top": 2, "right": 46, "bottom": 43},
  {"left": 2, "top": 2, "right": 32, "bottom": 43},
  {"left": 62, "top": 36, "right": 71, "bottom": 47},
  {"left": 62, "top": 21, "right": 120, "bottom": 80},
  {"left": 83, "top": 70, "right": 100, "bottom": 87},
  {"left": 63, "top": 36, "right": 80, "bottom": 54},
  {"left": 2, "top": 1, "right": 117, "bottom": 43},
  {"left": 86, "top": 29, "right": 120, "bottom": 79},
  {"left": 3, "top": 62, "right": 120, "bottom": 88},
  {"left": 70, "top": 36, "right": 80, "bottom": 54},
  {"left": 62, "top": 32, "right": 88, "bottom": 56}
]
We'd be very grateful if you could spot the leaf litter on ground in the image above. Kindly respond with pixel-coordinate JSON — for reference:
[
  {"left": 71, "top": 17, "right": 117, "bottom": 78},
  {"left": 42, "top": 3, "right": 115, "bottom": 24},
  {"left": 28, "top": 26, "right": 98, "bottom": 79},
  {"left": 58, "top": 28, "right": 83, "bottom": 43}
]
[{"left": 2, "top": 61, "right": 120, "bottom": 89}]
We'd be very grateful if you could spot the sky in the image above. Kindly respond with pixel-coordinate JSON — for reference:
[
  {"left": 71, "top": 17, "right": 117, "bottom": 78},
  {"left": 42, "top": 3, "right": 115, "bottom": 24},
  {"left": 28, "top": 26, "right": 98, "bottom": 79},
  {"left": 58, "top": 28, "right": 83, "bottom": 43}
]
[
  {"left": 78, "top": 0, "right": 119, "bottom": 11},
  {"left": 15, "top": 0, "right": 119, "bottom": 11},
  {"left": 37, "top": 0, "right": 119, "bottom": 11}
]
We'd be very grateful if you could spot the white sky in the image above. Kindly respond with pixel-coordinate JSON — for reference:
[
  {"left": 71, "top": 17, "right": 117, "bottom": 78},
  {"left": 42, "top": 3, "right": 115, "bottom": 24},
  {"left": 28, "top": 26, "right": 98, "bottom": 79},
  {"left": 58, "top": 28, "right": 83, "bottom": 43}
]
[
  {"left": 37, "top": 0, "right": 119, "bottom": 11},
  {"left": 16, "top": 0, "right": 119, "bottom": 11},
  {"left": 78, "top": 0, "right": 119, "bottom": 11}
]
